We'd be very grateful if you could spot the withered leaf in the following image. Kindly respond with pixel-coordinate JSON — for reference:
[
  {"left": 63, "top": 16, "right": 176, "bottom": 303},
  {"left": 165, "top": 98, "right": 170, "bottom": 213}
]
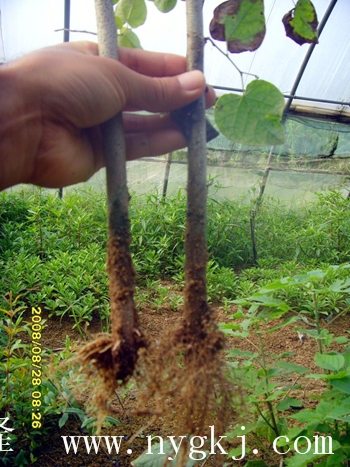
[
  {"left": 209, "top": 0, "right": 266, "bottom": 54},
  {"left": 282, "top": 0, "right": 318, "bottom": 46}
]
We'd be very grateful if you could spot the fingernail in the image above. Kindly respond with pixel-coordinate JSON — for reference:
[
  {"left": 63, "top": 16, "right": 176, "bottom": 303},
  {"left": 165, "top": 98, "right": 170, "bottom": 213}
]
[{"left": 178, "top": 70, "right": 205, "bottom": 92}]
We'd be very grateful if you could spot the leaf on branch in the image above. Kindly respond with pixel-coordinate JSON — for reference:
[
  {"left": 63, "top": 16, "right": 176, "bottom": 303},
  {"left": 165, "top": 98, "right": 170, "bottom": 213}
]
[
  {"left": 118, "top": 29, "right": 142, "bottom": 48},
  {"left": 282, "top": 0, "right": 318, "bottom": 46},
  {"left": 315, "top": 353, "right": 345, "bottom": 372},
  {"left": 209, "top": 0, "right": 266, "bottom": 53},
  {"left": 115, "top": 0, "right": 147, "bottom": 29},
  {"left": 154, "top": 0, "right": 177, "bottom": 13},
  {"left": 214, "top": 80, "right": 285, "bottom": 146}
]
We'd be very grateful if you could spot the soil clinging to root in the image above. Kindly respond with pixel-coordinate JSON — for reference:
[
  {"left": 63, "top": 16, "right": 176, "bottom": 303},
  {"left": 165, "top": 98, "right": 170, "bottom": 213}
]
[
  {"left": 136, "top": 308, "right": 237, "bottom": 436},
  {"left": 74, "top": 230, "right": 146, "bottom": 424}
]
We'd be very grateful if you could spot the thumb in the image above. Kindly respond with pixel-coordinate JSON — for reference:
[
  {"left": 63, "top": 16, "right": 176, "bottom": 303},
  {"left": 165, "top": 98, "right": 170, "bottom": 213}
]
[{"left": 118, "top": 69, "right": 210, "bottom": 112}]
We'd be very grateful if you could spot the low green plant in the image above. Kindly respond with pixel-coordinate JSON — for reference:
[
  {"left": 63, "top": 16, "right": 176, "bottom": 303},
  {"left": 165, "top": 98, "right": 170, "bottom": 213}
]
[
  {"left": 151, "top": 284, "right": 172, "bottom": 312},
  {"left": 0, "top": 293, "right": 44, "bottom": 465},
  {"left": 2, "top": 188, "right": 350, "bottom": 303},
  {"left": 206, "top": 260, "right": 237, "bottom": 302},
  {"left": 222, "top": 308, "right": 298, "bottom": 463},
  {"left": 279, "top": 351, "right": 350, "bottom": 466},
  {"left": 169, "top": 293, "right": 184, "bottom": 311},
  {"left": 222, "top": 264, "right": 350, "bottom": 465},
  {"left": 0, "top": 309, "right": 118, "bottom": 467},
  {"left": 235, "top": 264, "right": 350, "bottom": 342}
]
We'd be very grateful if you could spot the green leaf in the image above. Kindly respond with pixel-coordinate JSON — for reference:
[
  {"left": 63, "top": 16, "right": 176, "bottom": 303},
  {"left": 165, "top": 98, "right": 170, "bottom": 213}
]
[
  {"left": 315, "top": 353, "right": 345, "bottom": 372},
  {"left": 277, "top": 415, "right": 289, "bottom": 435},
  {"left": 254, "top": 380, "right": 279, "bottom": 396},
  {"left": 295, "top": 399, "right": 350, "bottom": 423},
  {"left": 81, "top": 417, "right": 96, "bottom": 428},
  {"left": 327, "top": 401, "right": 350, "bottom": 421},
  {"left": 131, "top": 440, "right": 205, "bottom": 467},
  {"left": 277, "top": 362, "right": 310, "bottom": 375},
  {"left": 269, "top": 315, "right": 300, "bottom": 332},
  {"left": 154, "top": 0, "right": 177, "bottom": 13},
  {"left": 279, "top": 426, "right": 306, "bottom": 445},
  {"left": 214, "top": 80, "right": 285, "bottom": 146},
  {"left": 331, "top": 375, "right": 350, "bottom": 395},
  {"left": 224, "top": 0, "right": 265, "bottom": 50},
  {"left": 292, "top": 0, "right": 318, "bottom": 41},
  {"left": 250, "top": 294, "right": 289, "bottom": 309},
  {"left": 58, "top": 412, "right": 69, "bottom": 428},
  {"left": 285, "top": 440, "right": 340, "bottom": 467},
  {"left": 282, "top": 0, "right": 318, "bottom": 46},
  {"left": 292, "top": 408, "right": 322, "bottom": 424},
  {"left": 333, "top": 336, "right": 349, "bottom": 345},
  {"left": 209, "top": 0, "right": 266, "bottom": 53},
  {"left": 324, "top": 370, "right": 350, "bottom": 380},
  {"left": 326, "top": 448, "right": 347, "bottom": 466},
  {"left": 118, "top": 29, "right": 142, "bottom": 49},
  {"left": 115, "top": 0, "right": 147, "bottom": 28},
  {"left": 226, "top": 348, "right": 259, "bottom": 359},
  {"left": 328, "top": 278, "right": 350, "bottom": 293},
  {"left": 315, "top": 400, "right": 336, "bottom": 420},
  {"left": 284, "top": 451, "right": 325, "bottom": 467},
  {"left": 344, "top": 352, "right": 350, "bottom": 368},
  {"left": 105, "top": 416, "right": 122, "bottom": 426},
  {"left": 115, "top": 13, "right": 124, "bottom": 29},
  {"left": 277, "top": 397, "right": 304, "bottom": 411}
]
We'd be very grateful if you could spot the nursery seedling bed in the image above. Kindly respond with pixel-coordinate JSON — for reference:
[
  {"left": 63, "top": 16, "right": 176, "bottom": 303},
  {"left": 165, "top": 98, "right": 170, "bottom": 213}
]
[{"left": 21, "top": 289, "right": 348, "bottom": 466}]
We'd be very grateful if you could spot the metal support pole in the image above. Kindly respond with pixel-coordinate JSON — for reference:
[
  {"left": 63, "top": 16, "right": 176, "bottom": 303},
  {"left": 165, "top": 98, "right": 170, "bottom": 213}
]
[
  {"left": 162, "top": 153, "right": 172, "bottom": 199},
  {"left": 59, "top": 0, "right": 71, "bottom": 199}
]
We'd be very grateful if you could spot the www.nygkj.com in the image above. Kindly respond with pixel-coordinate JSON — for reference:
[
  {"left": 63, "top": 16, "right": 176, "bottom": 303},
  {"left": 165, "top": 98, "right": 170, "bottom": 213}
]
[{"left": 61, "top": 425, "right": 334, "bottom": 461}]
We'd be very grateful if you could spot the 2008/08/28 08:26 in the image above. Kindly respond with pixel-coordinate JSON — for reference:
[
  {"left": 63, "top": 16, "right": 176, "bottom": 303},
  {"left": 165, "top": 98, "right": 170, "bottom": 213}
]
[{"left": 31, "top": 307, "right": 43, "bottom": 429}]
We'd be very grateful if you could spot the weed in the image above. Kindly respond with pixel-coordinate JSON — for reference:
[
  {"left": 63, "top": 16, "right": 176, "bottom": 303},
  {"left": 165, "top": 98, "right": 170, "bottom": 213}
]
[
  {"left": 222, "top": 264, "right": 350, "bottom": 465},
  {"left": 0, "top": 294, "right": 45, "bottom": 465}
]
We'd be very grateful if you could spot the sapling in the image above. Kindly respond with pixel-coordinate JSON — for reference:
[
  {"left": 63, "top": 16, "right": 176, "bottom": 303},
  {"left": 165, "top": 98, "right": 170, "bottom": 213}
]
[
  {"left": 76, "top": 0, "right": 145, "bottom": 418},
  {"left": 137, "top": 0, "right": 234, "bottom": 436}
]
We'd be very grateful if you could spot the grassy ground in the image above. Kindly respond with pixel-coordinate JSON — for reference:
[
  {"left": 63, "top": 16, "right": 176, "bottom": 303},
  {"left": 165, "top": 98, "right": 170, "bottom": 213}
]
[{"left": 1, "top": 187, "right": 350, "bottom": 466}]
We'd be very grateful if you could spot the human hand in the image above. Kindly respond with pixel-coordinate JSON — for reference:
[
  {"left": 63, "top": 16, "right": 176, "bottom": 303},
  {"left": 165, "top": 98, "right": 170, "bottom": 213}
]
[{"left": 0, "top": 41, "right": 216, "bottom": 190}]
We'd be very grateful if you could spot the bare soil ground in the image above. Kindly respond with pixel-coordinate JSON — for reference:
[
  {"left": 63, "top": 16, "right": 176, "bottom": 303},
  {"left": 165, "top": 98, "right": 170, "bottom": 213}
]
[{"left": 31, "top": 292, "right": 349, "bottom": 467}]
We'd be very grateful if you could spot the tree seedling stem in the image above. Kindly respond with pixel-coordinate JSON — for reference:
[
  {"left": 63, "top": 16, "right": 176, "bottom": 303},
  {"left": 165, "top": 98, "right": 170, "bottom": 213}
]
[
  {"left": 77, "top": 0, "right": 144, "bottom": 397},
  {"left": 312, "top": 292, "right": 323, "bottom": 354},
  {"left": 184, "top": 0, "right": 208, "bottom": 327}
]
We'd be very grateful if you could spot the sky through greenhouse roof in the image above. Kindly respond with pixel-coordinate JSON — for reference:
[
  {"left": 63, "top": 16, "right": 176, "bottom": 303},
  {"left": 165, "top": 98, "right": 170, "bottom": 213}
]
[{"left": 1, "top": 0, "right": 349, "bottom": 120}]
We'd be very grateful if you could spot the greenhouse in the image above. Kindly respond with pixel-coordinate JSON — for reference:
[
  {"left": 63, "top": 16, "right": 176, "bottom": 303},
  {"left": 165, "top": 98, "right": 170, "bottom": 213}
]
[{"left": 1, "top": 1, "right": 350, "bottom": 466}]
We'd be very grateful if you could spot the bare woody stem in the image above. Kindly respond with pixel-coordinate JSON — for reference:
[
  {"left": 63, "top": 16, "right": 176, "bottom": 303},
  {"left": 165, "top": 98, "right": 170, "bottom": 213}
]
[
  {"left": 94, "top": 0, "right": 141, "bottom": 375},
  {"left": 184, "top": 0, "right": 209, "bottom": 328}
]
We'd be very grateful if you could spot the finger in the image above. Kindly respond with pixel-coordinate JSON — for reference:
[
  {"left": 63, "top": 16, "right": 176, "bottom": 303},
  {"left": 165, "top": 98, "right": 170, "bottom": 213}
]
[
  {"left": 118, "top": 48, "right": 187, "bottom": 77},
  {"left": 122, "top": 83, "right": 216, "bottom": 113},
  {"left": 125, "top": 129, "right": 187, "bottom": 160},
  {"left": 65, "top": 41, "right": 188, "bottom": 77},
  {"left": 117, "top": 68, "right": 213, "bottom": 113}
]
